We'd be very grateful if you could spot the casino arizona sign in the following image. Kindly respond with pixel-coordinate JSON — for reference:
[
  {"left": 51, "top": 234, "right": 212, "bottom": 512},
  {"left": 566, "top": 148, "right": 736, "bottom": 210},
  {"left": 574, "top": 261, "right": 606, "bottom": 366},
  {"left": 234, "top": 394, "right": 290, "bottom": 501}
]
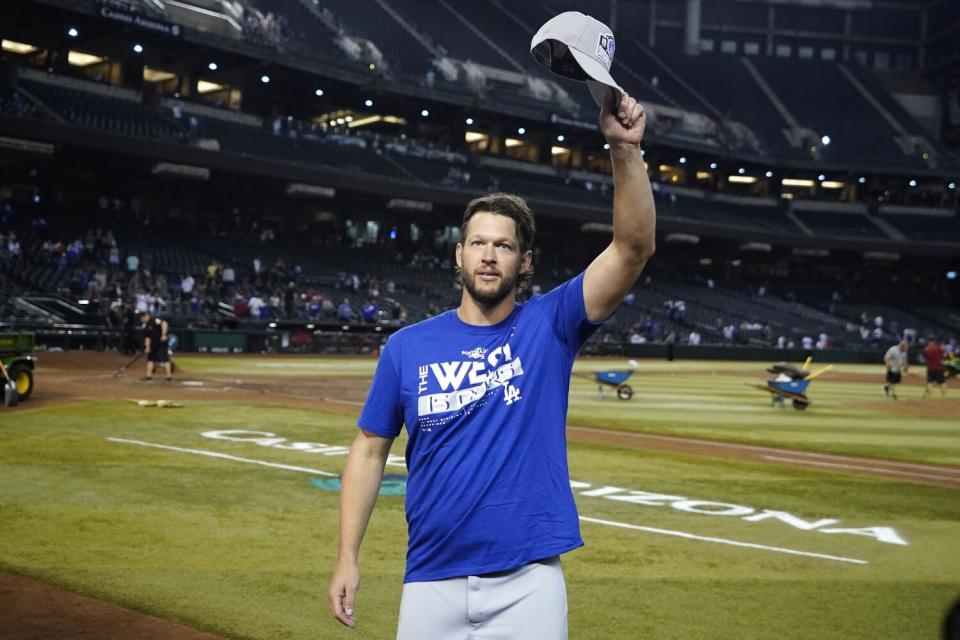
[
  {"left": 200, "top": 429, "right": 908, "bottom": 547},
  {"left": 570, "top": 480, "right": 908, "bottom": 546}
]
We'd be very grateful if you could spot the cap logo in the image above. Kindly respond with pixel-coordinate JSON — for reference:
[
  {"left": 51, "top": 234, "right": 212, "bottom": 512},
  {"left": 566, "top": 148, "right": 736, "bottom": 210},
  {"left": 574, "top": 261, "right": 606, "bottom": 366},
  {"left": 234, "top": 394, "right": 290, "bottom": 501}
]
[{"left": 596, "top": 33, "right": 615, "bottom": 68}]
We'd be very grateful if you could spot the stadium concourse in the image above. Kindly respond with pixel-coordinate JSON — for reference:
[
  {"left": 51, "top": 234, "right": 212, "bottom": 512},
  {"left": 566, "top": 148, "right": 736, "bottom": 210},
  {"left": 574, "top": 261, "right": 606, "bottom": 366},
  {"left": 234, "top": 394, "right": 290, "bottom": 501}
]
[{"left": 1, "top": 0, "right": 960, "bottom": 638}]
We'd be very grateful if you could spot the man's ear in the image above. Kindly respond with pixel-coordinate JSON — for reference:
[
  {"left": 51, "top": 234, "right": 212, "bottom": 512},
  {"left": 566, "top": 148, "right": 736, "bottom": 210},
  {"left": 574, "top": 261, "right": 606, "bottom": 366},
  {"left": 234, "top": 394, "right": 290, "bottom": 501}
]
[
  {"left": 520, "top": 249, "right": 533, "bottom": 273},
  {"left": 455, "top": 243, "right": 463, "bottom": 269}
]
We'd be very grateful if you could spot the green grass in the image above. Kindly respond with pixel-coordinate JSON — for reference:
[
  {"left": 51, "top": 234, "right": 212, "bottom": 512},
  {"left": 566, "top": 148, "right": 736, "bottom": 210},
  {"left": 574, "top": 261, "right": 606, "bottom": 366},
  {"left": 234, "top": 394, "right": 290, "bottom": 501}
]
[
  {"left": 567, "top": 358, "right": 960, "bottom": 466},
  {"left": 2, "top": 386, "right": 959, "bottom": 639},
  {"left": 169, "top": 356, "right": 960, "bottom": 464}
]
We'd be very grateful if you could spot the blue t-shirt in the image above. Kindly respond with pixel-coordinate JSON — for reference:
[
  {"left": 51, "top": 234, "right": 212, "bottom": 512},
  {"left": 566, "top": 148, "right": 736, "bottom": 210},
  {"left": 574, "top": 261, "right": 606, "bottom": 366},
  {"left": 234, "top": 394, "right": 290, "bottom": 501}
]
[{"left": 358, "top": 272, "right": 601, "bottom": 583}]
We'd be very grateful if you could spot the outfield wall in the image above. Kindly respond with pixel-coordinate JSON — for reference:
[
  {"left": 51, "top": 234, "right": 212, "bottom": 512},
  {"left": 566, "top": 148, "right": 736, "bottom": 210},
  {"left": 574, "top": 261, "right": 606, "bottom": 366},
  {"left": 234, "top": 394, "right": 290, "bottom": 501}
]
[{"left": 5, "top": 323, "right": 891, "bottom": 364}]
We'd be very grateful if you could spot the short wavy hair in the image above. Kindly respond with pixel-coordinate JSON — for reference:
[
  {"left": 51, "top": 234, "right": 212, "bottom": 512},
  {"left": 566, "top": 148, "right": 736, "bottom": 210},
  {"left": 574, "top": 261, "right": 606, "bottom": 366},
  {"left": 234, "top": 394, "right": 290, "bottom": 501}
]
[{"left": 457, "top": 193, "right": 536, "bottom": 296}]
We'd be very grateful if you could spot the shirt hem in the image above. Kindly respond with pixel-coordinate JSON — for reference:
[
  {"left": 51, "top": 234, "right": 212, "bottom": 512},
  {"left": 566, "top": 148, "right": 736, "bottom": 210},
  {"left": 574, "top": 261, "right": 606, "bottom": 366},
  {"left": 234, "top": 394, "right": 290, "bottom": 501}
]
[{"left": 402, "top": 540, "right": 584, "bottom": 583}]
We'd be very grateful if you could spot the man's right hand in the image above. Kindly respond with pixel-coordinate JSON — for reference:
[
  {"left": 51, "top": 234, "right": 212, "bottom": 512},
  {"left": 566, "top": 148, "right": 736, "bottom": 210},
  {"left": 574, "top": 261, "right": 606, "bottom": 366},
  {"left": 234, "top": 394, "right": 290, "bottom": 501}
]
[{"left": 328, "top": 562, "right": 360, "bottom": 628}]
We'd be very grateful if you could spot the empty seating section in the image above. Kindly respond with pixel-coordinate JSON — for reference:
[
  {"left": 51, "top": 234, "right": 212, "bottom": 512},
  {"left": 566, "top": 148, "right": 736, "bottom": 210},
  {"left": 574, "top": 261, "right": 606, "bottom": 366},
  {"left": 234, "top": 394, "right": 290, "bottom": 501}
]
[
  {"left": 665, "top": 194, "right": 800, "bottom": 235},
  {"left": 317, "top": 0, "right": 435, "bottom": 78},
  {"left": 242, "top": 0, "right": 363, "bottom": 72},
  {"left": 881, "top": 214, "right": 960, "bottom": 243},
  {"left": 751, "top": 58, "right": 911, "bottom": 165},
  {"left": 19, "top": 79, "right": 183, "bottom": 140},
  {"left": 792, "top": 211, "right": 887, "bottom": 239},
  {"left": 393, "top": 0, "right": 506, "bottom": 69},
  {"left": 666, "top": 52, "right": 801, "bottom": 158}
]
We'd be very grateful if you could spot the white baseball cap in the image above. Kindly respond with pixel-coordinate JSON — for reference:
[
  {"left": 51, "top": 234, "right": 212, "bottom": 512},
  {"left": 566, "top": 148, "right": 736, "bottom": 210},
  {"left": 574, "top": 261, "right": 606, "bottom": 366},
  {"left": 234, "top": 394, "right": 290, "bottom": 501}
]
[{"left": 530, "top": 11, "right": 621, "bottom": 110}]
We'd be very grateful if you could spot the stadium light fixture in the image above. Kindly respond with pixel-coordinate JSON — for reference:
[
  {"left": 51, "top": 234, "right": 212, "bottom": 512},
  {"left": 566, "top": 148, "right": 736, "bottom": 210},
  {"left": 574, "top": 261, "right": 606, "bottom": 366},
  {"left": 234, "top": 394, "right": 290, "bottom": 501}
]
[
  {"left": 728, "top": 175, "right": 757, "bottom": 184},
  {"left": 709, "top": 162, "right": 718, "bottom": 170},
  {"left": 551, "top": 146, "right": 569, "bottom": 156},
  {"left": 603, "top": 143, "right": 610, "bottom": 150},
  {"left": 821, "top": 135, "right": 831, "bottom": 146},
  {"left": 421, "top": 109, "right": 429, "bottom": 117},
  {"left": 556, "top": 134, "right": 565, "bottom": 142},
  {"left": 678, "top": 156, "right": 687, "bottom": 164},
  {"left": 821, "top": 180, "right": 845, "bottom": 189},
  {"left": 465, "top": 117, "right": 474, "bottom": 125},
  {"left": 517, "top": 127, "right": 526, "bottom": 135},
  {"left": 315, "top": 88, "right": 324, "bottom": 96},
  {"left": 197, "top": 80, "right": 225, "bottom": 94},
  {"left": 133, "top": 43, "right": 143, "bottom": 53},
  {"left": 2, "top": 40, "right": 39, "bottom": 54},
  {"left": 737, "top": 167, "right": 746, "bottom": 174},
  {"left": 949, "top": 182, "right": 956, "bottom": 190},
  {"left": 67, "top": 27, "right": 79, "bottom": 37},
  {"left": 260, "top": 74, "right": 270, "bottom": 83},
  {"left": 208, "top": 61, "right": 218, "bottom": 71},
  {"left": 947, "top": 271, "right": 957, "bottom": 280},
  {"left": 817, "top": 174, "right": 826, "bottom": 181},
  {"left": 364, "top": 99, "right": 374, "bottom": 107},
  {"left": 369, "top": 63, "right": 376, "bottom": 70},
  {"left": 858, "top": 176, "right": 867, "bottom": 184},
  {"left": 908, "top": 179, "right": 917, "bottom": 187},
  {"left": 68, "top": 51, "right": 104, "bottom": 67},
  {"left": 781, "top": 178, "right": 815, "bottom": 187},
  {"left": 764, "top": 170, "right": 773, "bottom": 178},
  {"left": 505, "top": 138, "right": 524, "bottom": 148}
]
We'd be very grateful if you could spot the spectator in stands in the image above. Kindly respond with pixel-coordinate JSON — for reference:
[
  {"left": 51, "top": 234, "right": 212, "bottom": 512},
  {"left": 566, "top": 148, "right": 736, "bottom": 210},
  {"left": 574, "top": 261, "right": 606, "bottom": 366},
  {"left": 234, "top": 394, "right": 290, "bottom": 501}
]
[
  {"left": 688, "top": 330, "right": 701, "bottom": 346},
  {"left": 921, "top": 338, "right": 947, "bottom": 399},
  {"left": 248, "top": 294, "right": 266, "bottom": 320},
  {"left": 126, "top": 253, "right": 139, "bottom": 272},
  {"left": 883, "top": 340, "right": 909, "bottom": 399},
  {"left": 816, "top": 332, "right": 829, "bottom": 350},
  {"left": 233, "top": 293, "right": 248, "bottom": 318},
  {"left": 361, "top": 301, "right": 380, "bottom": 324},
  {"left": 801, "top": 335, "right": 814, "bottom": 350},
  {"left": 338, "top": 298, "right": 355, "bottom": 322},
  {"left": 180, "top": 274, "right": 195, "bottom": 301},
  {"left": 222, "top": 265, "right": 236, "bottom": 286}
]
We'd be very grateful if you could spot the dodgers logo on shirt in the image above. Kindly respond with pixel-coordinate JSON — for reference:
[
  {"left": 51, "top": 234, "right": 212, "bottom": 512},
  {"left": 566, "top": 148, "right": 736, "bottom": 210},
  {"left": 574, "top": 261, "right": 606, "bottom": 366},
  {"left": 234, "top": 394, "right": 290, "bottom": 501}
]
[{"left": 416, "top": 342, "right": 524, "bottom": 419}]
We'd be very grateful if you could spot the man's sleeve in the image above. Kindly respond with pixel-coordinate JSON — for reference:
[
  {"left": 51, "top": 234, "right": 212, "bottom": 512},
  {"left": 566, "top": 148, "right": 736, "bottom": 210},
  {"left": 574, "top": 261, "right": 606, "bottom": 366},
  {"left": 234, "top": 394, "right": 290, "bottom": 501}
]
[
  {"left": 357, "top": 340, "right": 404, "bottom": 438},
  {"left": 536, "top": 271, "right": 604, "bottom": 356}
]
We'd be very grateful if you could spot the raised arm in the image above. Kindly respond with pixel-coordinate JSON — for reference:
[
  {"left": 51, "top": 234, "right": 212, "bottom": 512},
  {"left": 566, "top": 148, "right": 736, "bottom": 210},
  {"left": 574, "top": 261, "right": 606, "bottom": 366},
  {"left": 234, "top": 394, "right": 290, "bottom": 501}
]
[
  {"left": 583, "top": 90, "right": 656, "bottom": 322},
  {"left": 328, "top": 429, "right": 394, "bottom": 629}
]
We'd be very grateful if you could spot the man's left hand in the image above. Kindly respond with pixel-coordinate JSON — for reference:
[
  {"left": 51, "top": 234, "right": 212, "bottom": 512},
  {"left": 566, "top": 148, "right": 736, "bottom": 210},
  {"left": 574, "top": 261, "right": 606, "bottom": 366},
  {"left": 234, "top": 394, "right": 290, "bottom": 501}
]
[{"left": 599, "top": 89, "right": 645, "bottom": 148}]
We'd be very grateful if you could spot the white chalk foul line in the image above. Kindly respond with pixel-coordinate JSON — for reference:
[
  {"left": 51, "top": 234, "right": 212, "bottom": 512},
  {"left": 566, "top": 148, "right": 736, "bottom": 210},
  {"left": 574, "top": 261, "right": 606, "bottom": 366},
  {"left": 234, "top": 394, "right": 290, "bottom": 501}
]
[
  {"left": 106, "top": 437, "right": 868, "bottom": 564},
  {"left": 763, "top": 456, "right": 960, "bottom": 483},
  {"left": 579, "top": 516, "right": 868, "bottom": 565},
  {"left": 106, "top": 437, "right": 338, "bottom": 476}
]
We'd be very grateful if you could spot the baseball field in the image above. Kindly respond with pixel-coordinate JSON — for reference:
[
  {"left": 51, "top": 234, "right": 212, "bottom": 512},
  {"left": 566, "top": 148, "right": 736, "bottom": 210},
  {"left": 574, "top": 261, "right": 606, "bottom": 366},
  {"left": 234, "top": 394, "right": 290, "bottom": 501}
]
[{"left": 1, "top": 351, "right": 958, "bottom": 639}]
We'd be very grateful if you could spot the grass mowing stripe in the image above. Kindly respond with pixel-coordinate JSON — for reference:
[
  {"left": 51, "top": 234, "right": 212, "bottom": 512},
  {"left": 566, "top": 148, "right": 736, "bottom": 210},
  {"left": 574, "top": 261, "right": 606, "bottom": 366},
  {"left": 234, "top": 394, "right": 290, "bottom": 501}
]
[
  {"left": 106, "top": 438, "right": 338, "bottom": 476},
  {"left": 578, "top": 515, "right": 869, "bottom": 565},
  {"left": 762, "top": 456, "right": 960, "bottom": 483}
]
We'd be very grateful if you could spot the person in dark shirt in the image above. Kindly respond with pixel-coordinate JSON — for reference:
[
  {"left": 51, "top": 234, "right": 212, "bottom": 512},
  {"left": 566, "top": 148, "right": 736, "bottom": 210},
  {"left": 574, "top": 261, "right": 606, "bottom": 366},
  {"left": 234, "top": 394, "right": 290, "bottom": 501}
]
[
  {"left": 139, "top": 311, "right": 172, "bottom": 382},
  {"left": 922, "top": 338, "right": 946, "bottom": 399}
]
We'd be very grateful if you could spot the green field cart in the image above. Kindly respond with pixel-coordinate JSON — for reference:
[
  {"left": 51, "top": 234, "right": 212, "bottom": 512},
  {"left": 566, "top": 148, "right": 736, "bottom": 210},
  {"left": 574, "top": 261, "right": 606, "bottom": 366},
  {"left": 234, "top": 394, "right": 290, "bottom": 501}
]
[{"left": 0, "top": 332, "right": 36, "bottom": 406}]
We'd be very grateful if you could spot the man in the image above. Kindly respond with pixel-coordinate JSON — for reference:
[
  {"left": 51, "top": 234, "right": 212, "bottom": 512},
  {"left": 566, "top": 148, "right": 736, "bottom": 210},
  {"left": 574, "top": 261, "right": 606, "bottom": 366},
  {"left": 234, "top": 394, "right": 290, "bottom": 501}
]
[
  {"left": 883, "top": 339, "right": 908, "bottom": 399},
  {"left": 921, "top": 337, "right": 946, "bottom": 399},
  {"left": 327, "top": 88, "right": 654, "bottom": 638},
  {"left": 140, "top": 311, "right": 172, "bottom": 382}
]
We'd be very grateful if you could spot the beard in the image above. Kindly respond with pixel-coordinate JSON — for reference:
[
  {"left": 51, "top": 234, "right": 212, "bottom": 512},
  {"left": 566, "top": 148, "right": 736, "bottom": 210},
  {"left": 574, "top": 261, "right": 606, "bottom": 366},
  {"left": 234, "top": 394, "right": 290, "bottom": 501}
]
[{"left": 462, "top": 265, "right": 520, "bottom": 307}]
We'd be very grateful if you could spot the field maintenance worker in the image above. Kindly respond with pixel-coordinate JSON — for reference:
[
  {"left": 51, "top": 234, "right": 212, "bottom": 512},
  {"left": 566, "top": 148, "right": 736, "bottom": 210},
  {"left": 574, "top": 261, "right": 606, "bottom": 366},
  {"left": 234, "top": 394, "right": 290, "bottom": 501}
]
[
  {"left": 140, "top": 311, "right": 172, "bottom": 382},
  {"left": 328, "top": 16, "right": 656, "bottom": 639},
  {"left": 883, "top": 339, "right": 908, "bottom": 399},
  {"left": 921, "top": 337, "right": 947, "bottom": 399}
]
